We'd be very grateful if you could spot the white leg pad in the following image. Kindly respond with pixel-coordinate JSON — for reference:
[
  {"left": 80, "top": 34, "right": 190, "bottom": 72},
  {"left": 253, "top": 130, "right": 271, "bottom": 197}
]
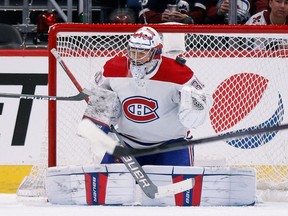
[
  {"left": 46, "top": 165, "right": 256, "bottom": 206},
  {"left": 201, "top": 167, "right": 256, "bottom": 206},
  {"left": 141, "top": 166, "right": 256, "bottom": 206},
  {"left": 46, "top": 164, "right": 136, "bottom": 205}
]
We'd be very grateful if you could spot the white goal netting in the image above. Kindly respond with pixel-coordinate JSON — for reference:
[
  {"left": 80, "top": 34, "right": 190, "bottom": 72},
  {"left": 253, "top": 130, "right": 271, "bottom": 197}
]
[{"left": 17, "top": 24, "right": 288, "bottom": 202}]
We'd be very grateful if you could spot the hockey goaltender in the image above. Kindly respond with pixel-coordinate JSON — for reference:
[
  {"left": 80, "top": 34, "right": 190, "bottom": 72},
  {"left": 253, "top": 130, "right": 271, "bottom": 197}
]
[{"left": 46, "top": 26, "right": 256, "bottom": 206}]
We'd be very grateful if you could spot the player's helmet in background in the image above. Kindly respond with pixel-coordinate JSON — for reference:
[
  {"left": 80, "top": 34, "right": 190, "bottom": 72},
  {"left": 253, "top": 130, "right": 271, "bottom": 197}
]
[{"left": 127, "top": 26, "right": 163, "bottom": 79}]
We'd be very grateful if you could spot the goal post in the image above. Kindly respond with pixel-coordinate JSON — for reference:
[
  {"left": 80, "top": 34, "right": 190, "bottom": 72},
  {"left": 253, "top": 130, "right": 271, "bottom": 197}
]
[{"left": 17, "top": 23, "right": 288, "bottom": 202}]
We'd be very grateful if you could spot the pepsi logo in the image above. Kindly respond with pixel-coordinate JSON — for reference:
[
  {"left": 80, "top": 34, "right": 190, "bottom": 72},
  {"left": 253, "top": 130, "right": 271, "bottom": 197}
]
[{"left": 209, "top": 73, "right": 284, "bottom": 149}]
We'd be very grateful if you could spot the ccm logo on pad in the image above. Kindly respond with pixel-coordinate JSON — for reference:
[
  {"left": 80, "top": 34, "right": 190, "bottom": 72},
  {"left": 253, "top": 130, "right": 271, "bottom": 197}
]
[{"left": 122, "top": 96, "right": 159, "bottom": 123}]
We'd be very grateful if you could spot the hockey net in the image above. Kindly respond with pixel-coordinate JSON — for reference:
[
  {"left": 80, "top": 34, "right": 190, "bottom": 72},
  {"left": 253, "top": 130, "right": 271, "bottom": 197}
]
[{"left": 17, "top": 23, "right": 288, "bottom": 202}]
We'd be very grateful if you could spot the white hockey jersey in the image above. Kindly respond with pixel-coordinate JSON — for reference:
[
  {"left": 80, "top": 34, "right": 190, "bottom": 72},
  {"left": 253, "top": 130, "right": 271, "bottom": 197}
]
[
  {"left": 245, "top": 10, "right": 269, "bottom": 25},
  {"left": 246, "top": 10, "right": 288, "bottom": 50},
  {"left": 100, "top": 56, "right": 206, "bottom": 148},
  {"left": 246, "top": 9, "right": 288, "bottom": 25}
]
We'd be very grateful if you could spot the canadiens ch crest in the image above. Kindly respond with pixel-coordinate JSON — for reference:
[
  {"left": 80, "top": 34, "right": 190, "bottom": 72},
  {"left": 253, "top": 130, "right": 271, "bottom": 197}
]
[{"left": 122, "top": 96, "right": 159, "bottom": 123}]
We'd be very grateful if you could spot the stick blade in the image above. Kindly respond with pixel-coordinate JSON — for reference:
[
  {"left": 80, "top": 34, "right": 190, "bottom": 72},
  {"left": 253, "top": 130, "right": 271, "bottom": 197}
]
[
  {"left": 155, "top": 178, "right": 195, "bottom": 198},
  {"left": 77, "top": 118, "right": 118, "bottom": 154}
]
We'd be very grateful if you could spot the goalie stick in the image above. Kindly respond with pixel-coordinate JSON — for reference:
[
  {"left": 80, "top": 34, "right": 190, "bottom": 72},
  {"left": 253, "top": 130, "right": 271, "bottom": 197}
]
[
  {"left": 52, "top": 49, "right": 195, "bottom": 199},
  {"left": 110, "top": 125, "right": 195, "bottom": 199},
  {"left": 112, "top": 123, "right": 288, "bottom": 157},
  {"left": 78, "top": 119, "right": 195, "bottom": 199},
  {"left": 0, "top": 88, "right": 91, "bottom": 101},
  {"left": 0, "top": 47, "right": 94, "bottom": 102},
  {"left": 51, "top": 48, "right": 84, "bottom": 92}
]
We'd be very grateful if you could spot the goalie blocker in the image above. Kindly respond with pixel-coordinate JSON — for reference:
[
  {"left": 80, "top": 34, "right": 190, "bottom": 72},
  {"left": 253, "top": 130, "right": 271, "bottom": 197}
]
[{"left": 46, "top": 164, "right": 256, "bottom": 206}]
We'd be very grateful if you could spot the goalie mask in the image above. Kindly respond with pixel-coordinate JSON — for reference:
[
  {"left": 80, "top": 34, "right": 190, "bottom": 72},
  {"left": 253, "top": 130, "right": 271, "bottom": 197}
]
[{"left": 127, "top": 26, "right": 163, "bottom": 79}]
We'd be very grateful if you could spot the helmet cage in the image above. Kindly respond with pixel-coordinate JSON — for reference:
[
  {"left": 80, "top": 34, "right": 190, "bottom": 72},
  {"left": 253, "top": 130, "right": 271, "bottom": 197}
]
[{"left": 127, "top": 45, "right": 158, "bottom": 66}]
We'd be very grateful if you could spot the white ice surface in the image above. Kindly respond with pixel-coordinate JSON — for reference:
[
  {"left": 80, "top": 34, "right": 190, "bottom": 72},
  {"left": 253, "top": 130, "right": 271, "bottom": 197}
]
[{"left": 1, "top": 194, "right": 288, "bottom": 216}]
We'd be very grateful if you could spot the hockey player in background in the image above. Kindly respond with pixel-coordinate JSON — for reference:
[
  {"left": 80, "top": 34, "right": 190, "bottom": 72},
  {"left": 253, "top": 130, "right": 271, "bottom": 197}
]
[{"left": 82, "top": 26, "right": 211, "bottom": 167}]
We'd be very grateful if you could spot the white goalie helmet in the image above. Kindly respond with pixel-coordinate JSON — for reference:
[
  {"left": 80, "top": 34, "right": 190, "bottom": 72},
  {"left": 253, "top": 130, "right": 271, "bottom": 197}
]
[{"left": 127, "top": 26, "right": 163, "bottom": 79}]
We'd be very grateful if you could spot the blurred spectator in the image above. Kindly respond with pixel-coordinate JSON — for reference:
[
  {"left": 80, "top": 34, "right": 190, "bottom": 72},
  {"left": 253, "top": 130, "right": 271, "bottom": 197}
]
[
  {"left": 205, "top": 0, "right": 269, "bottom": 24},
  {"left": 138, "top": 0, "right": 207, "bottom": 24},
  {"left": 246, "top": 0, "right": 288, "bottom": 25},
  {"left": 33, "top": 11, "right": 59, "bottom": 44},
  {"left": 126, "top": 0, "right": 142, "bottom": 23},
  {"left": 245, "top": 0, "right": 288, "bottom": 51},
  {"left": 205, "top": 0, "right": 229, "bottom": 23},
  {"left": 109, "top": 8, "right": 136, "bottom": 23},
  {"left": 0, "top": 23, "right": 23, "bottom": 49},
  {"left": 37, "top": 11, "right": 58, "bottom": 34}
]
